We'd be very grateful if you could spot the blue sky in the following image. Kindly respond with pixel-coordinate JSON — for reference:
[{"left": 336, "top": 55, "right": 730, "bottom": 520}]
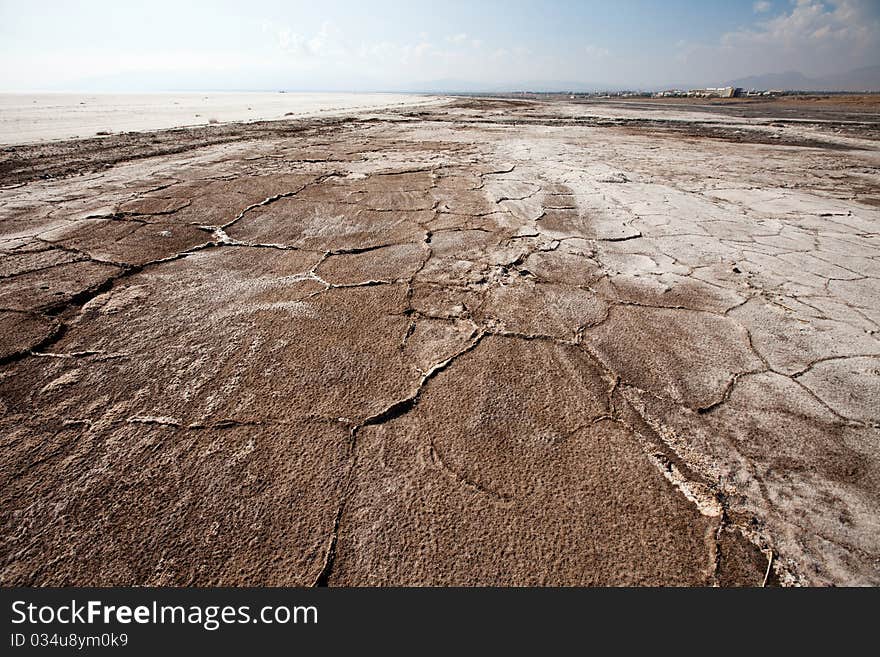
[{"left": 1, "top": 0, "right": 878, "bottom": 91}]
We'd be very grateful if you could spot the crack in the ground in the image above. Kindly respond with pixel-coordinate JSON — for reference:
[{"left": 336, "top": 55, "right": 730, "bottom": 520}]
[{"left": 4, "top": 97, "right": 877, "bottom": 586}]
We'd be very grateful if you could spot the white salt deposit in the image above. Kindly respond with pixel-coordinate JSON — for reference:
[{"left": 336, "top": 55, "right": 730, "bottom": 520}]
[{"left": 0, "top": 92, "right": 443, "bottom": 144}]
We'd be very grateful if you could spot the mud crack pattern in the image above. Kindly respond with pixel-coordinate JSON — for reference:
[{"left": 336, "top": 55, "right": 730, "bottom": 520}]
[{"left": 1, "top": 97, "right": 878, "bottom": 585}]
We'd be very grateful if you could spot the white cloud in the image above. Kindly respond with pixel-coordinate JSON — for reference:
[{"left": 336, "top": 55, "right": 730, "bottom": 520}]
[
  {"left": 414, "top": 42, "right": 433, "bottom": 57},
  {"left": 584, "top": 44, "right": 610, "bottom": 59},
  {"left": 677, "top": 0, "right": 880, "bottom": 80},
  {"left": 723, "top": 0, "right": 878, "bottom": 52},
  {"left": 264, "top": 21, "right": 349, "bottom": 59},
  {"left": 753, "top": 1, "right": 771, "bottom": 13},
  {"left": 263, "top": 22, "right": 487, "bottom": 72}
]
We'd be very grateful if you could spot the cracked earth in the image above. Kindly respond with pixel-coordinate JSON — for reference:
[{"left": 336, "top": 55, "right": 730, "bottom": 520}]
[{"left": 1, "top": 96, "right": 879, "bottom": 586}]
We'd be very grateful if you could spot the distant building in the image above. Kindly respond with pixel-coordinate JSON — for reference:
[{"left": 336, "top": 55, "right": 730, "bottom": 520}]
[
  {"left": 686, "top": 86, "right": 736, "bottom": 98},
  {"left": 653, "top": 86, "right": 740, "bottom": 99}
]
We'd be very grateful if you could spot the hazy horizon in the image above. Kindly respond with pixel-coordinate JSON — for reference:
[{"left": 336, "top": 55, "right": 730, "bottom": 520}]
[{"left": 2, "top": 1, "right": 879, "bottom": 92}]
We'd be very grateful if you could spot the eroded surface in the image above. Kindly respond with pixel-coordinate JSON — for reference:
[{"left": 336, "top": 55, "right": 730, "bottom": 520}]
[{"left": 2, "top": 97, "right": 878, "bottom": 585}]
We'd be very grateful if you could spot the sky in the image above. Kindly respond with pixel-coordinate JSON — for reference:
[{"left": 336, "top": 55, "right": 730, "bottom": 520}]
[{"left": 1, "top": 0, "right": 878, "bottom": 91}]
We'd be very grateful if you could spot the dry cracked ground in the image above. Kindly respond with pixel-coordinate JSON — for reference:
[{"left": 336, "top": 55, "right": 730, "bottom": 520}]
[{"left": 1, "top": 97, "right": 879, "bottom": 586}]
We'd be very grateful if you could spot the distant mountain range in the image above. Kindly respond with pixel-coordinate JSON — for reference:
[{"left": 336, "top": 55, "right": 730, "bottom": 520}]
[
  {"left": 70, "top": 67, "right": 879, "bottom": 96},
  {"left": 393, "top": 66, "right": 880, "bottom": 94},
  {"left": 396, "top": 79, "right": 614, "bottom": 93},
  {"left": 728, "top": 66, "right": 880, "bottom": 91}
]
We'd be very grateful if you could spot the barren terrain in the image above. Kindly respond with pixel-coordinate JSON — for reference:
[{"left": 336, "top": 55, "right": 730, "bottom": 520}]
[
  {"left": 0, "top": 93, "right": 443, "bottom": 144},
  {"left": 1, "top": 96, "right": 878, "bottom": 586}
]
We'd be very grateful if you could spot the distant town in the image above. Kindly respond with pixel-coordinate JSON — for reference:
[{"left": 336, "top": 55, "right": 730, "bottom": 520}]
[
  {"left": 457, "top": 86, "right": 880, "bottom": 101},
  {"left": 546, "top": 86, "right": 878, "bottom": 99},
  {"left": 655, "top": 86, "right": 764, "bottom": 98}
]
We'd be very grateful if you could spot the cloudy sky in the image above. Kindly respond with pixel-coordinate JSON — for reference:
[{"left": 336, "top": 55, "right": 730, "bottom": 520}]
[{"left": 1, "top": 0, "right": 878, "bottom": 91}]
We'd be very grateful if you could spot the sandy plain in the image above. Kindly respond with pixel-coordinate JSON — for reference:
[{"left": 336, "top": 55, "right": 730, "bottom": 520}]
[
  {"left": 0, "top": 96, "right": 878, "bottom": 586},
  {"left": 0, "top": 92, "right": 443, "bottom": 145}
]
